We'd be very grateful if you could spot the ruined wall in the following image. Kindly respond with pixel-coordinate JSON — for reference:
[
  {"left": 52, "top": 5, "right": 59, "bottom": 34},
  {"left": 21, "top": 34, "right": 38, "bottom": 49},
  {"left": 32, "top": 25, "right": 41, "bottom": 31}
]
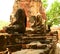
[
  {"left": 11, "top": 0, "right": 46, "bottom": 27},
  {"left": 12, "top": 0, "right": 46, "bottom": 18}
]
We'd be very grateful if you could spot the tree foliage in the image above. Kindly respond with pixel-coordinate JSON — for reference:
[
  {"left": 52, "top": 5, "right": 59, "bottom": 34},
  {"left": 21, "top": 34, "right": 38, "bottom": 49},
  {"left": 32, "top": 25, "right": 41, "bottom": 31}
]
[
  {"left": 42, "top": 0, "right": 60, "bottom": 26},
  {"left": 46, "top": 0, "right": 60, "bottom": 26},
  {"left": 42, "top": 0, "right": 48, "bottom": 9}
]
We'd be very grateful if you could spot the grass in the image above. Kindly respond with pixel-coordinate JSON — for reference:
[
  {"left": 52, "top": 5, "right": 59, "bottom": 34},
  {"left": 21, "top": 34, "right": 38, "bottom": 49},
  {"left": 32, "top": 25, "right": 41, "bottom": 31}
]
[{"left": 0, "top": 20, "right": 10, "bottom": 30}]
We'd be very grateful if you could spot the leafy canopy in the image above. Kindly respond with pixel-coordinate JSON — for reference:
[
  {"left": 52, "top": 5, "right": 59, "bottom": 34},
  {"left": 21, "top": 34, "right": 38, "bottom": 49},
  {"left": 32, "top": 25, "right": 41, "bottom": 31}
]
[{"left": 42, "top": 0, "right": 60, "bottom": 26}]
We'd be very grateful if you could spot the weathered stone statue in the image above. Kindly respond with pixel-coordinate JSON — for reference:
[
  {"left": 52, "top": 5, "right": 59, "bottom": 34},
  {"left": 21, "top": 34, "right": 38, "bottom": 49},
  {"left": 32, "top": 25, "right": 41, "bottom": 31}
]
[
  {"left": 5, "top": 8, "right": 27, "bottom": 34},
  {"left": 29, "top": 14, "right": 46, "bottom": 34}
]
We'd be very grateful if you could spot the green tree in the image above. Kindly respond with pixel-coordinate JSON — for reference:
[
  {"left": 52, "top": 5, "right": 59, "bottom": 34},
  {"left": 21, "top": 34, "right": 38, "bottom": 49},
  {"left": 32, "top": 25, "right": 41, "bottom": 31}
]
[
  {"left": 46, "top": 0, "right": 60, "bottom": 26},
  {"left": 42, "top": 0, "right": 48, "bottom": 9}
]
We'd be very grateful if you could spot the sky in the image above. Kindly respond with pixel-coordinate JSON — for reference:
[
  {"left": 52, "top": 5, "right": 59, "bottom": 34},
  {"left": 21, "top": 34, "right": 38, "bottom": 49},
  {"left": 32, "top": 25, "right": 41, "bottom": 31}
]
[
  {"left": 0, "top": 0, "right": 15, "bottom": 22},
  {"left": 46, "top": 0, "right": 54, "bottom": 11}
]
